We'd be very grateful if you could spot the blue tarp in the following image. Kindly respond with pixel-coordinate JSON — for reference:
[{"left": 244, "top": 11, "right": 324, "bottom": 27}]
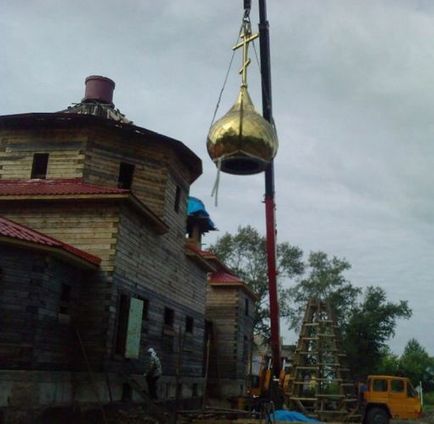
[
  {"left": 271, "top": 410, "right": 320, "bottom": 422},
  {"left": 187, "top": 196, "right": 216, "bottom": 231}
]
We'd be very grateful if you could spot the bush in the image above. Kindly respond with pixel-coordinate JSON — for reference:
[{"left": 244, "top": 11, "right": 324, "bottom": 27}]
[{"left": 424, "top": 391, "right": 434, "bottom": 405}]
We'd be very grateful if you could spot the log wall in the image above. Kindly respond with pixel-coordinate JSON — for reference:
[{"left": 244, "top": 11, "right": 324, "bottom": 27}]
[
  {"left": 110, "top": 202, "right": 208, "bottom": 377},
  {"left": 206, "top": 286, "right": 255, "bottom": 381},
  {"left": 0, "top": 129, "right": 86, "bottom": 179},
  {"left": 0, "top": 245, "right": 85, "bottom": 370}
]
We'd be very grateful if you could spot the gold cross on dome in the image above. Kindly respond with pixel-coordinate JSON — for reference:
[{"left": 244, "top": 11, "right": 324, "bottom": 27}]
[{"left": 233, "top": 23, "right": 259, "bottom": 88}]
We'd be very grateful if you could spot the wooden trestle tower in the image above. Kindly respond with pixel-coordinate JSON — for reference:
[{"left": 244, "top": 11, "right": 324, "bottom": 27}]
[{"left": 285, "top": 299, "right": 360, "bottom": 422}]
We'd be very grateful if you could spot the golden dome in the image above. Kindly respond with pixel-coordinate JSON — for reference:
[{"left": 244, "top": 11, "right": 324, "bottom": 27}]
[{"left": 207, "top": 86, "right": 278, "bottom": 175}]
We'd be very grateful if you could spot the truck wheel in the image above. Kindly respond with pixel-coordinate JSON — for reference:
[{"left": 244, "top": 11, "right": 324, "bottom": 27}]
[{"left": 367, "top": 407, "right": 389, "bottom": 424}]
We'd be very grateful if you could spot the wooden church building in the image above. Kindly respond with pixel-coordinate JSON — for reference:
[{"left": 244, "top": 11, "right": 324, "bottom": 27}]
[{"left": 0, "top": 76, "right": 256, "bottom": 414}]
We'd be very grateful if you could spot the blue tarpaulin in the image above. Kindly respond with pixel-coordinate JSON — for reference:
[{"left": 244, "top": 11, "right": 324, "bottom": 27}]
[
  {"left": 271, "top": 410, "right": 320, "bottom": 422},
  {"left": 187, "top": 196, "right": 216, "bottom": 231}
]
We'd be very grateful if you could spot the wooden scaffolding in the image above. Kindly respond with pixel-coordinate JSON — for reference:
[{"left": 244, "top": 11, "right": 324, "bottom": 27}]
[{"left": 285, "top": 298, "right": 360, "bottom": 422}]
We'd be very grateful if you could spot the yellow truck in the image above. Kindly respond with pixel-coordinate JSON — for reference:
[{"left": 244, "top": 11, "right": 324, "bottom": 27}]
[{"left": 363, "top": 375, "right": 422, "bottom": 424}]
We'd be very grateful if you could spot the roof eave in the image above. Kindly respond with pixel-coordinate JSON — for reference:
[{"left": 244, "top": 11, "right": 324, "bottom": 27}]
[
  {"left": 0, "top": 236, "right": 100, "bottom": 270},
  {"left": 0, "top": 193, "right": 169, "bottom": 235}
]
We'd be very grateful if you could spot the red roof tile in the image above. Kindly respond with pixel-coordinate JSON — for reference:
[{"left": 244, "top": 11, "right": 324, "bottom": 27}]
[
  {"left": 0, "top": 178, "right": 129, "bottom": 196},
  {"left": 208, "top": 270, "right": 259, "bottom": 300},
  {"left": 185, "top": 243, "right": 216, "bottom": 258},
  {"left": 209, "top": 270, "right": 244, "bottom": 284},
  {"left": 0, "top": 216, "right": 101, "bottom": 266}
]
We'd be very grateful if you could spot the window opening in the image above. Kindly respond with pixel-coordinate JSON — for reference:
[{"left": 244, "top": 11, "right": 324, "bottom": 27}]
[
  {"left": 391, "top": 379, "right": 404, "bottom": 392},
  {"left": 373, "top": 379, "right": 387, "bottom": 392},
  {"left": 142, "top": 298, "right": 149, "bottom": 320},
  {"left": 192, "top": 383, "right": 198, "bottom": 397},
  {"left": 31, "top": 153, "right": 49, "bottom": 179},
  {"left": 118, "top": 162, "right": 135, "bottom": 189},
  {"left": 115, "top": 294, "right": 130, "bottom": 355},
  {"left": 164, "top": 307, "right": 175, "bottom": 327},
  {"left": 59, "top": 283, "right": 72, "bottom": 315},
  {"left": 185, "top": 316, "right": 194, "bottom": 333},
  {"left": 245, "top": 298, "right": 249, "bottom": 316},
  {"left": 174, "top": 186, "right": 181, "bottom": 212}
]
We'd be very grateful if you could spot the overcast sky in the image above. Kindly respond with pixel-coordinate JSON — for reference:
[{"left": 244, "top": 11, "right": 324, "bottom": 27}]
[{"left": 2, "top": 0, "right": 434, "bottom": 355}]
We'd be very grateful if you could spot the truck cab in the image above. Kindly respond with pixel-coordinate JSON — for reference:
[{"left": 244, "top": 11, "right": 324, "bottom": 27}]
[{"left": 363, "top": 375, "right": 422, "bottom": 424}]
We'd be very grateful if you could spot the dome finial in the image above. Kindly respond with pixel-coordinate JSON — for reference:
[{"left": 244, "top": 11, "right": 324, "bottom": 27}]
[
  {"left": 232, "top": 17, "right": 259, "bottom": 89},
  {"left": 206, "top": 11, "right": 278, "bottom": 176}
]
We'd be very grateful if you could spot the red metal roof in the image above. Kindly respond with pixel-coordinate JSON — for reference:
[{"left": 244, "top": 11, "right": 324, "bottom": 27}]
[
  {"left": 208, "top": 270, "right": 244, "bottom": 284},
  {"left": 209, "top": 270, "right": 259, "bottom": 300},
  {"left": 0, "top": 178, "right": 129, "bottom": 196},
  {"left": 185, "top": 243, "right": 216, "bottom": 259},
  {"left": 0, "top": 216, "right": 101, "bottom": 266}
]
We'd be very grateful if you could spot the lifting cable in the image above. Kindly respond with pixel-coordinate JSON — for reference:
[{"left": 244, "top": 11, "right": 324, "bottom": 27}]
[{"left": 209, "top": 4, "right": 260, "bottom": 206}]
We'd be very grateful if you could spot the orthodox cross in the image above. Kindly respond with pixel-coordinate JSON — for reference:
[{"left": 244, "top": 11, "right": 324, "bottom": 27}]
[{"left": 233, "top": 21, "right": 259, "bottom": 88}]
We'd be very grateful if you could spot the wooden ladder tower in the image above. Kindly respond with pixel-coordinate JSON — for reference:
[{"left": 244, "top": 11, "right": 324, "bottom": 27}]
[{"left": 285, "top": 298, "right": 360, "bottom": 422}]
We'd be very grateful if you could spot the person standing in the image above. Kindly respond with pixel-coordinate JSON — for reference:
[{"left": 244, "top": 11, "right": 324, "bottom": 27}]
[{"left": 144, "top": 347, "right": 162, "bottom": 400}]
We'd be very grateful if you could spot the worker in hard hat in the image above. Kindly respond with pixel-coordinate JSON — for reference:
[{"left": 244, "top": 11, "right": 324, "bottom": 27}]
[{"left": 144, "top": 347, "right": 162, "bottom": 400}]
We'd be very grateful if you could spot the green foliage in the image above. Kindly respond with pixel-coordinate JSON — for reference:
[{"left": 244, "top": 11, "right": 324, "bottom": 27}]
[
  {"left": 343, "top": 286, "right": 411, "bottom": 379},
  {"left": 210, "top": 225, "right": 413, "bottom": 377},
  {"left": 376, "top": 347, "right": 400, "bottom": 376},
  {"left": 399, "top": 339, "right": 434, "bottom": 390},
  {"left": 424, "top": 391, "right": 434, "bottom": 406},
  {"left": 209, "top": 225, "right": 304, "bottom": 340},
  {"left": 287, "top": 251, "right": 361, "bottom": 331}
]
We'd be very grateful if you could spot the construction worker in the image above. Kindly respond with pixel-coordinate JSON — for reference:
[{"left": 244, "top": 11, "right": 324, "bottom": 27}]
[{"left": 144, "top": 347, "right": 162, "bottom": 400}]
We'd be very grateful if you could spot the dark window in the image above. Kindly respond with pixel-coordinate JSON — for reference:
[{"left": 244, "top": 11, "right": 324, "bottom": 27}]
[
  {"left": 373, "top": 379, "right": 387, "bottom": 392},
  {"left": 121, "top": 383, "right": 132, "bottom": 401},
  {"left": 31, "top": 153, "right": 49, "bottom": 179},
  {"left": 115, "top": 294, "right": 130, "bottom": 355},
  {"left": 118, "top": 162, "right": 135, "bottom": 189},
  {"left": 174, "top": 186, "right": 181, "bottom": 212},
  {"left": 59, "top": 284, "right": 72, "bottom": 315},
  {"left": 245, "top": 298, "right": 249, "bottom": 316},
  {"left": 164, "top": 307, "right": 174, "bottom": 327},
  {"left": 391, "top": 379, "right": 404, "bottom": 393},
  {"left": 185, "top": 316, "right": 194, "bottom": 333},
  {"left": 243, "top": 335, "right": 249, "bottom": 361},
  {"left": 192, "top": 383, "right": 198, "bottom": 397},
  {"left": 407, "top": 383, "right": 418, "bottom": 398},
  {"left": 142, "top": 298, "right": 149, "bottom": 320}
]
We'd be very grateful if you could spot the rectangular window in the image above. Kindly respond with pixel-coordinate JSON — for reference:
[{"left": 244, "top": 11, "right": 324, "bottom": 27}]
[
  {"left": 31, "top": 153, "right": 49, "bottom": 179},
  {"left": 391, "top": 379, "right": 404, "bottom": 393},
  {"left": 164, "top": 307, "right": 174, "bottom": 327},
  {"left": 192, "top": 383, "right": 198, "bottom": 397},
  {"left": 243, "top": 335, "right": 249, "bottom": 361},
  {"left": 118, "top": 162, "right": 135, "bottom": 189},
  {"left": 142, "top": 298, "right": 149, "bottom": 320},
  {"left": 115, "top": 294, "right": 144, "bottom": 358},
  {"left": 185, "top": 316, "right": 194, "bottom": 333},
  {"left": 115, "top": 294, "right": 130, "bottom": 355},
  {"left": 373, "top": 379, "right": 387, "bottom": 392},
  {"left": 174, "top": 186, "right": 181, "bottom": 212},
  {"left": 59, "top": 283, "right": 72, "bottom": 315}
]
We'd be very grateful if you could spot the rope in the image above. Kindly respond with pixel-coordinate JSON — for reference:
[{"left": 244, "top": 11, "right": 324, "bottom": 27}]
[
  {"left": 208, "top": 32, "right": 242, "bottom": 129},
  {"left": 210, "top": 157, "right": 222, "bottom": 207}
]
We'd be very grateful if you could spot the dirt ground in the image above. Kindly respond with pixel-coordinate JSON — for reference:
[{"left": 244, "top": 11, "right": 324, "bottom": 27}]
[{"left": 4, "top": 404, "right": 434, "bottom": 424}]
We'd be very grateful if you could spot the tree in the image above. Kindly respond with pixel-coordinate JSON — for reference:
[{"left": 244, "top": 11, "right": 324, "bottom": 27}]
[
  {"left": 343, "top": 286, "right": 411, "bottom": 378},
  {"left": 376, "top": 347, "right": 400, "bottom": 376},
  {"left": 209, "top": 225, "right": 304, "bottom": 340},
  {"left": 286, "top": 252, "right": 411, "bottom": 377},
  {"left": 399, "top": 339, "right": 434, "bottom": 389},
  {"left": 211, "top": 227, "right": 412, "bottom": 375},
  {"left": 286, "top": 251, "right": 361, "bottom": 331}
]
